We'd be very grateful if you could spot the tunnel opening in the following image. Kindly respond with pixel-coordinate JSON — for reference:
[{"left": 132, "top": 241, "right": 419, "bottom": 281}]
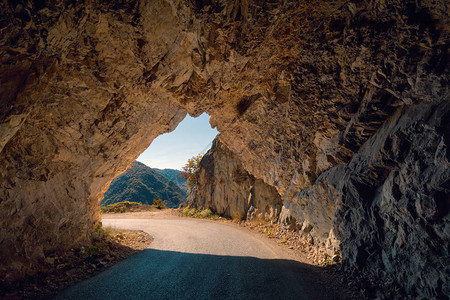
[{"left": 100, "top": 112, "right": 218, "bottom": 210}]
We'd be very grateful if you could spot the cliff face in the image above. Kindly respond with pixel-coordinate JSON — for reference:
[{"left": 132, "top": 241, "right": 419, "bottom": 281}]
[
  {"left": 280, "top": 101, "right": 450, "bottom": 297},
  {"left": 0, "top": 0, "right": 189, "bottom": 280},
  {"left": 0, "top": 0, "right": 448, "bottom": 297},
  {"left": 188, "top": 139, "right": 282, "bottom": 221},
  {"left": 335, "top": 101, "right": 450, "bottom": 297}
]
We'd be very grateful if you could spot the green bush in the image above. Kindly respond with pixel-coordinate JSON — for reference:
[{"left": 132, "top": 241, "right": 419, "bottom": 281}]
[
  {"left": 181, "top": 206, "right": 219, "bottom": 219},
  {"left": 200, "top": 208, "right": 213, "bottom": 218},
  {"left": 152, "top": 198, "right": 166, "bottom": 209}
]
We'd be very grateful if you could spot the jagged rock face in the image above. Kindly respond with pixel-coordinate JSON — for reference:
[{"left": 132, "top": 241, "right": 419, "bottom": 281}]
[
  {"left": 0, "top": 0, "right": 190, "bottom": 279},
  {"left": 334, "top": 102, "right": 450, "bottom": 298},
  {"left": 188, "top": 139, "right": 282, "bottom": 221},
  {"left": 281, "top": 102, "right": 450, "bottom": 297},
  {"left": 0, "top": 0, "right": 448, "bottom": 297}
]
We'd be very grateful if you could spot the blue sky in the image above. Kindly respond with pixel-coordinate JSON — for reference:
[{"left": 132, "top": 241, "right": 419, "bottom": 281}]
[{"left": 136, "top": 113, "right": 218, "bottom": 170}]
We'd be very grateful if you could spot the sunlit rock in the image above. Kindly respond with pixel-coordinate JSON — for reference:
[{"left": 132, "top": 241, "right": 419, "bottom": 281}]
[{"left": 188, "top": 138, "right": 282, "bottom": 221}]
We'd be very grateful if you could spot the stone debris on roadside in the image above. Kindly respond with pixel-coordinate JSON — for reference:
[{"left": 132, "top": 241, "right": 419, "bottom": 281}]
[{"left": 0, "top": 229, "right": 152, "bottom": 299}]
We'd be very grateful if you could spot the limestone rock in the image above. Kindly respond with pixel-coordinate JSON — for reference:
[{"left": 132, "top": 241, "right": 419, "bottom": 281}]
[
  {"left": 281, "top": 101, "right": 450, "bottom": 297},
  {"left": 334, "top": 101, "right": 450, "bottom": 298},
  {"left": 188, "top": 138, "right": 282, "bottom": 221},
  {"left": 0, "top": 0, "right": 448, "bottom": 298},
  {"left": 0, "top": 0, "right": 190, "bottom": 280}
]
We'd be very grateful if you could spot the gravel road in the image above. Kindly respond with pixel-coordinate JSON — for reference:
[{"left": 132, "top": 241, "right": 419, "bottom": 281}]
[{"left": 55, "top": 217, "right": 348, "bottom": 300}]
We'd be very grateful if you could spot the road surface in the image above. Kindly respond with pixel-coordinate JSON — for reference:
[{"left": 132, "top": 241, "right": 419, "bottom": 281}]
[{"left": 55, "top": 216, "right": 347, "bottom": 299}]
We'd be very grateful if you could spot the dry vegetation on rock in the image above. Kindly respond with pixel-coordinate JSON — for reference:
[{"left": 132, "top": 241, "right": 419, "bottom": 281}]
[{"left": 0, "top": 227, "right": 152, "bottom": 299}]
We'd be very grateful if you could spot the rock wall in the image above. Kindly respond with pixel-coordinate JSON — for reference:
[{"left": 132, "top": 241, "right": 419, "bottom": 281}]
[
  {"left": 281, "top": 101, "right": 450, "bottom": 298},
  {"left": 188, "top": 138, "right": 282, "bottom": 221},
  {"left": 0, "top": 0, "right": 448, "bottom": 297},
  {"left": 334, "top": 101, "right": 450, "bottom": 298},
  {"left": 0, "top": 0, "right": 191, "bottom": 280}
]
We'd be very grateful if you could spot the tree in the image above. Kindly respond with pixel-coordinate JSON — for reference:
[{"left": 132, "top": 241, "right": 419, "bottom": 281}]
[
  {"left": 152, "top": 198, "right": 165, "bottom": 209},
  {"left": 179, "top": 154, "right": 203, "bottom": 192}
]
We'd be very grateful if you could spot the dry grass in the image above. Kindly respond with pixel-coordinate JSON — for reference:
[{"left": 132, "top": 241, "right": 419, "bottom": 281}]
[
  {"left": 0, "top": 225, "right": 152, "bottom": 299},
  {"left": 100, "top": 201, "right": 154, "bottom": 214},
  {"left": 180, "top": 205, "right": 221, "bottom": 220}
]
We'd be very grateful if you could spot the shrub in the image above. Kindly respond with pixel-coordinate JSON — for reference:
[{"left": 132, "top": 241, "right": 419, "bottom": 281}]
[
  {"left": 152, "top": 198, "right": 166, "bottom": 209},
  {"left": 80, "top": 263, "right": 88, "bottom": 273},
  {"left": 231, "top": 212, "right": 243, "bottom": 222},
  {"left": 89, "top": 246, "right": 99, "bottom": 256},
  {"left": 187, "top": 207, "right": 199, "bottom": 217},
  {"left": 181, "top": 206, "right": 219, "bottom": 219},
  {"left": 200, "top": 208, "right": 213, "bottom": 218}
]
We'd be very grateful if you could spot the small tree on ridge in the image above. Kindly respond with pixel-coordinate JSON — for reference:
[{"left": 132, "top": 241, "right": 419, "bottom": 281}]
[{"left": 179, "top": 154, "right": 203, "bottom": 193}]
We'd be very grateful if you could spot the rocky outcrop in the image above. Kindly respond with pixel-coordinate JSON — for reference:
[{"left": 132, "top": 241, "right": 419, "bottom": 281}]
[
  {"left": 188, "top": 139, "right": 282, "bottom": 221},
  {"left": 0, "top": 0, "right": 448, "bottom": 298},
  {"left": 335, "top": 101, "right": 450, "bottom": 298},
  {"left": 281, "top": 101, "right": 450, "bottom": 298},
  {"left": 0, "top": 0, "right": 189, "bottom": 280}
]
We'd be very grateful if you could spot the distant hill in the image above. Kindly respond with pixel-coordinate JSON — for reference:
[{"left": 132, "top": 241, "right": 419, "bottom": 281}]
[
  {"left": 153, "top": 168, "right": 188, "bottom": 193},
  {"left": 101, "top": 162, "right": 187, "bottom": 208}
]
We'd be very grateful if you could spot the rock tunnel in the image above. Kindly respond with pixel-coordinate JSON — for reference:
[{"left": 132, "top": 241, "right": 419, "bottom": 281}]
[{"left": 0, "top": 0, "right": 448, "bottom": 298}]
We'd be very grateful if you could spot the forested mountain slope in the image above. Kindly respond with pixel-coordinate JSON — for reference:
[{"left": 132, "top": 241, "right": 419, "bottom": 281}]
[{"left": 102, "top": 162, "right": 187, "bottom": 208}]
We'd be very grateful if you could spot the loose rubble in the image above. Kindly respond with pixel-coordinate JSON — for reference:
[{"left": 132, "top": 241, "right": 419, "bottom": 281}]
[{"left": 0, "top": 228, "right": 152, "bottom": 299}]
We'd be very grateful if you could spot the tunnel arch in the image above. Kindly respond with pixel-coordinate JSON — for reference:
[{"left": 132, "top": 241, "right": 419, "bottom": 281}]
[{"left": 0, "top": 0, "right": 448, "bottom": 298}]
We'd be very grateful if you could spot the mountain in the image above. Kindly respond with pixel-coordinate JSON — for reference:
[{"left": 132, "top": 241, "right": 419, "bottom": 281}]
[
  {"left": 101, "top": 162, "right": 187, "bottom": 208},
  {"left": 153, "top": 168, "right": 188, "bottom": 193}
]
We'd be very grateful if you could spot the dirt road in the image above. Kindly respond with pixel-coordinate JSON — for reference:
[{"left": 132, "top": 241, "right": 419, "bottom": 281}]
[{"left": 55, "top": 215, "right": 350, "bottom": 299}]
